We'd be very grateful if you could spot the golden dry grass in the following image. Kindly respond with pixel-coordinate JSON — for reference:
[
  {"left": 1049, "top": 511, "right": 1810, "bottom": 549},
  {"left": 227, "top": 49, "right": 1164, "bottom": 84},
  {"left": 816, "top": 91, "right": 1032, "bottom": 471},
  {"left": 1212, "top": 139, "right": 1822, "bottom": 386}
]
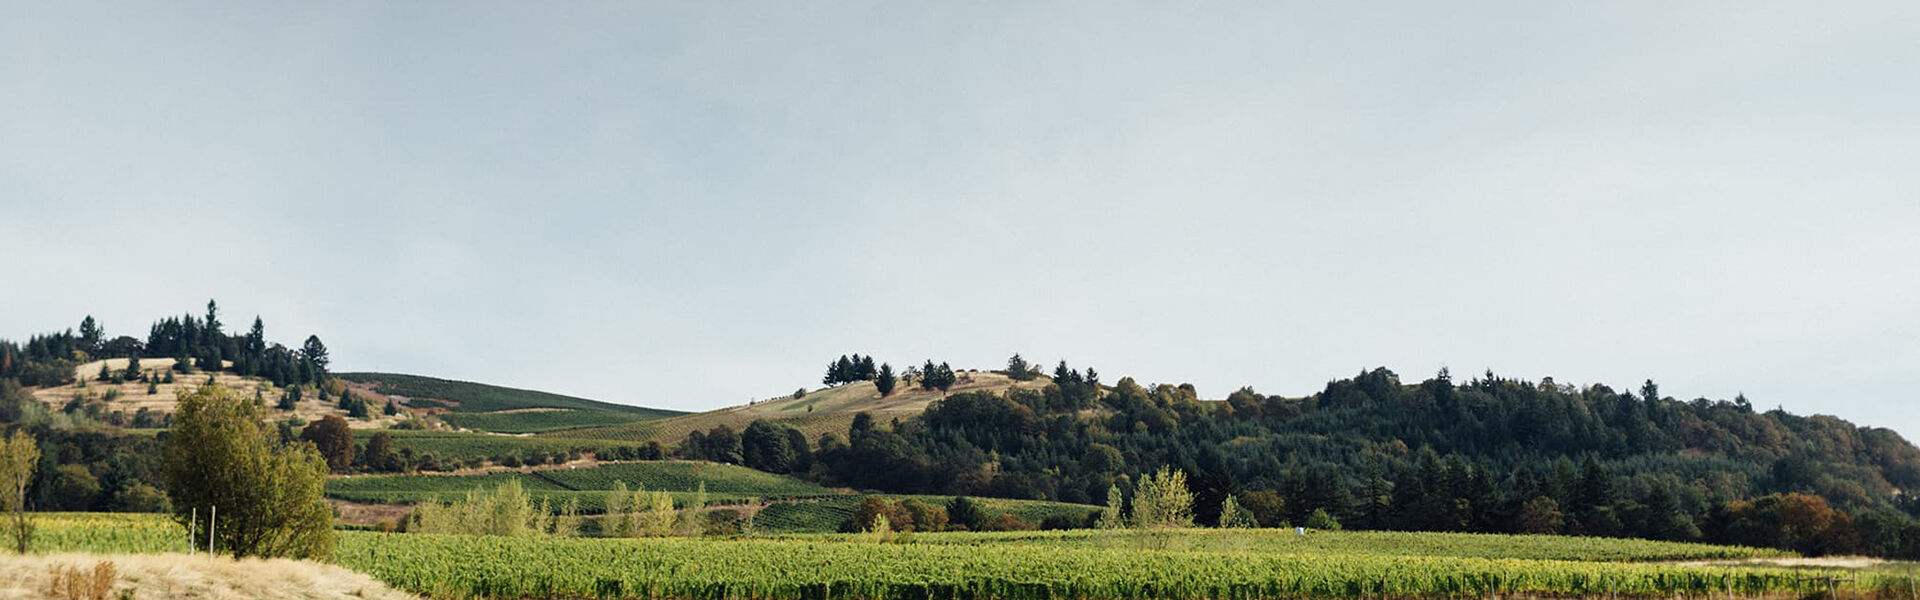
[
  {"left": 549, "top": 371, "right": 1052, "bottom": 444},
  {"left": 30, "top": 359, "right": 409, "bottom": 429},
  {"left": 0, "top": 553, "right": 418, "bottom": 600}
]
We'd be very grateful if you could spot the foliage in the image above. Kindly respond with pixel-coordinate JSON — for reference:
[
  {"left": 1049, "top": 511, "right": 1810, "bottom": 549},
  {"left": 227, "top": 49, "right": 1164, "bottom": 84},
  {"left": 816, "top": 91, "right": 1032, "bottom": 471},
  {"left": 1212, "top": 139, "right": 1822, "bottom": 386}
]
[
  {"left": 441, "top": 409, "right": 650, "bottom": 434},
  {"left": 1219, "top": 494, "right": 1258, "bottom": 528},
  {"left": 300, "top": 415, "right": 354, "bottom": 472},
  {"left": 409, "top": 479, "right": 574, "bottom": 537},
  {"left": 1131, "top": 467, "right": 1194, "bottom": 529},
  {"left": 2, "top": 430, "right": 39, "bottom": 552},
  {"left": 328, "top": 532, "right": 1891, "bottom": 600},
  {"left": 162, "top": 385, "right": 333, "bottom": 558}
]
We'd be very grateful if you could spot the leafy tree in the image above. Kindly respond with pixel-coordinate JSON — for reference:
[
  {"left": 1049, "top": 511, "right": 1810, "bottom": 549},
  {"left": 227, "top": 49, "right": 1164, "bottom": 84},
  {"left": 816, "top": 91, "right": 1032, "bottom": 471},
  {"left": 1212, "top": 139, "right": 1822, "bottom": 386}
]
[
  {"left": 162, "top": 384, "right": 333, "bottom": 558},
  {"left": 362, "top": 432, "right": 402, "bottom": 472},
  {"left": 742, "top": 420, "right": 797, "bottom": 474},
  {"left": 1305, "top": 508, "right": 1343, "bottom": 531},
  {"left": 947, "top": 496, "right": 985, "bottom": 531},
  {"left": 1098, "top": 484, "right": 1125, "bottom": 529},
  {"left": 1238, "top": 490, "right": 1287, "bottom": 527},
  {"left": 1519, "top": 496, "right": 1563, "bottom": 534},
  {"left": 874, "top": 363, "right": 896, "bottom": 397},
  {"left": 1132, "top": 467, "right": 1194, "bottom": 529},
  {"left": 1219, "top": 494, "right": 1258, "bottom": 528},
  {"left": 299, "top": 416, "right": 354, "bottom": 472},
  {"left": 1, "top": 431, "right": 39, "bottom": 553}
]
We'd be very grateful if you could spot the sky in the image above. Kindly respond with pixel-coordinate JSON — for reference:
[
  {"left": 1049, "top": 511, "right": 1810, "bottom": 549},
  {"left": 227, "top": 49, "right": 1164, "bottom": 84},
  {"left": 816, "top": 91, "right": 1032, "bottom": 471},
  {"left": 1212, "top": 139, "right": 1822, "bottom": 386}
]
[{"left": 3, "top": 3, "right": 1917, "bottom": 437}]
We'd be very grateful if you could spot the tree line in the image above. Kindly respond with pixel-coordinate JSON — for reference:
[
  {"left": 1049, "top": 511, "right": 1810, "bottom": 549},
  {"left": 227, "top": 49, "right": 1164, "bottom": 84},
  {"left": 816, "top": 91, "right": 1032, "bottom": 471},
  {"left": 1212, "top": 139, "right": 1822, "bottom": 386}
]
[
  {"left": 707, "top": 357, "right": 1920, "bottom": 558},
  {"left": 0, "top": 300, "right": 331, "bottom": 389}
]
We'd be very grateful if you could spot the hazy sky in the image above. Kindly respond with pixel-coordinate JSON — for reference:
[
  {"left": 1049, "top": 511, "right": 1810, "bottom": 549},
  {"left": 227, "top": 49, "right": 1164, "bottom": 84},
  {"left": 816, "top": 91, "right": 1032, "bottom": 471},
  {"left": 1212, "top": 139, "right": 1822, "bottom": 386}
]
[{"left": 4, "top": 3, "right": 1917, "bottom": 437}]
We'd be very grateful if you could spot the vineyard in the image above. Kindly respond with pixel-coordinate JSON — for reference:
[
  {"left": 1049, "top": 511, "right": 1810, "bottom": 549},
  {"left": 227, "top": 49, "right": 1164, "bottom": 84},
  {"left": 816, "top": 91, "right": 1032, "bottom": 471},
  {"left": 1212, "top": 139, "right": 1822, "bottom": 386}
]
[
  {"left": 25, "top": 513, "right": 1920, "bottom": 600},
  {"left": 348, "top": 429, "right": 655, "bottom": 464}
]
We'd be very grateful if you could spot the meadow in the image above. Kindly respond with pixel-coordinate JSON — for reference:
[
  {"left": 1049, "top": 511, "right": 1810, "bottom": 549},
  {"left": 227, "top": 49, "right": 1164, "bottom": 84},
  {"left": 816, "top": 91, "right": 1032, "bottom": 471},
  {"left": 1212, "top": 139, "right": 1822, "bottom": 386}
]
[
  {"left": 29, "top": 513, "right": 1920, "bottom": 600},
  {"left": 347, "top": 429, "right": 655, "bottom": 464}
]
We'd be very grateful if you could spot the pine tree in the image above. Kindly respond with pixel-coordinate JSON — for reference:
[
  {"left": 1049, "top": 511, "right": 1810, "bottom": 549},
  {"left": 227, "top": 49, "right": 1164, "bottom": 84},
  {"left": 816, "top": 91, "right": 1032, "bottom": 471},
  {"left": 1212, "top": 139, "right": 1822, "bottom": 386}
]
[{"left": 875, "top": 363, "right": 896, "bottom": 397}]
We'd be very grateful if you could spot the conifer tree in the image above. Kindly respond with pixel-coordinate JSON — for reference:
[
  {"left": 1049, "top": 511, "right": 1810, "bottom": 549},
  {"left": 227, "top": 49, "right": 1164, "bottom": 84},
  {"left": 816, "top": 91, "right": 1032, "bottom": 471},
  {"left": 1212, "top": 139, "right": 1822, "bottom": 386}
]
[{"left": 875, "top": 363, "right": 896, "bottom": 397}]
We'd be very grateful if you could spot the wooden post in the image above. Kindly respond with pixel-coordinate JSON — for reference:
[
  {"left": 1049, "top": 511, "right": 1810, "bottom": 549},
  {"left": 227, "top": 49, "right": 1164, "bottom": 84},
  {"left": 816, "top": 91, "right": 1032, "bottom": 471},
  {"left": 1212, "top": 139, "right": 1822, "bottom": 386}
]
[
  {"left": 189, "top": 508, "right": 197, "bottom": 556},
  {"left": 208, "top": 505, "right": 216, "bottom": 555}
]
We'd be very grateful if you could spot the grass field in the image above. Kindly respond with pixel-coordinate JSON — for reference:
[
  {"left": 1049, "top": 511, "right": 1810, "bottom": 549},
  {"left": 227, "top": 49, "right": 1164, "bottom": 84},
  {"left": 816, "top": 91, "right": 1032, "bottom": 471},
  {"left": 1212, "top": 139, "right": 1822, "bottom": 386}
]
[
  {"left": 545, "top": 372, "right": 1048, "bottom": 445},
  {"left": 28, "top": 513, "right": 1920, "bottom": 600}
]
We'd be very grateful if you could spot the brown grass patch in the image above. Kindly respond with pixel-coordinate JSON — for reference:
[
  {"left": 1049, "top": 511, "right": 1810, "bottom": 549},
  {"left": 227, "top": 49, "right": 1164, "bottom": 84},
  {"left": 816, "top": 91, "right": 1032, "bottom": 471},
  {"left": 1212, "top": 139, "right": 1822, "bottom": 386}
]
[{"left": 0, "top": 553, "right": 418, "bottom": 600}]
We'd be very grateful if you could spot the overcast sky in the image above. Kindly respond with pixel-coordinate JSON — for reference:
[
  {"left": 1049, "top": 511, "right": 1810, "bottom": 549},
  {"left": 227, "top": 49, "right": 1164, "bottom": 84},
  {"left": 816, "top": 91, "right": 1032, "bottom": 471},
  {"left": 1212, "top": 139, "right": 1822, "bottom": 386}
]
[{"left": 3, "top": 3, "right": 1916, "bottom": 437}]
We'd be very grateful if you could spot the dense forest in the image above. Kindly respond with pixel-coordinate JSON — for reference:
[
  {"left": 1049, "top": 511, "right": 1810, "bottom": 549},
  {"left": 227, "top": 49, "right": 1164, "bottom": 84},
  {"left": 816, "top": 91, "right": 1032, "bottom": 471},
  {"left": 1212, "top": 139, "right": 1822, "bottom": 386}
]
[{"left": 684, "top": 358, "right": 1920, "bottom": 558}]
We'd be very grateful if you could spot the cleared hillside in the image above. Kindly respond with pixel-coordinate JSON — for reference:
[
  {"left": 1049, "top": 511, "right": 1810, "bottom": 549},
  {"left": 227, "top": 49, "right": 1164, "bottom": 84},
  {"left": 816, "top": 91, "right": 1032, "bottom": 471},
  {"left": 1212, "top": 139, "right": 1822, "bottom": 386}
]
[
  {"left": 28, "top": 358, "right": 409, "bottom": 428},
  {"left": 338, "top": 372, "right": 684, "bottom": 433},
  {"left": 545, "top": 371, "right": 1051, "bottom": 444}
]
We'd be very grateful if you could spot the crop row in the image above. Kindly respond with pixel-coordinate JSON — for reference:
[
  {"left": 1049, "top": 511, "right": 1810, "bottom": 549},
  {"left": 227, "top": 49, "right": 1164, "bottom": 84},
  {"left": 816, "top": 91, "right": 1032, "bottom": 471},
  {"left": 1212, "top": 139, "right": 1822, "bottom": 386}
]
[{"left": 334, "top": 532, "right": 1914, "bottom": 600}]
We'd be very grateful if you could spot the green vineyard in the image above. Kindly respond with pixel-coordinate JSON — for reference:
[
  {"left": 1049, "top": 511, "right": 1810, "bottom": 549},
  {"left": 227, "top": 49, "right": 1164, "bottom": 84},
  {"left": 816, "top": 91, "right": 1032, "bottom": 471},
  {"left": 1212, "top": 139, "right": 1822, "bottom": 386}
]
[{"left": 24, "top": 513, "right": 1920, "bottom": 600}]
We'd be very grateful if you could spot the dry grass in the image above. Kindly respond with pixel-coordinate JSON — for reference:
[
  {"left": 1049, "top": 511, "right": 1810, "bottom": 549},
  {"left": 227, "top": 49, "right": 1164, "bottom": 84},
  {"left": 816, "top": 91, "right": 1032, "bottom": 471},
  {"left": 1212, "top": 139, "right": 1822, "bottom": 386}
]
[
  {"left": 0, "top": 553, "right": 418, "bottom": 600},
  {"left": 549, "top": 371, "right": 1053, "bottom": 444},
  {"left": 30, "top": 359, "right": 409, "bottom": 429}
]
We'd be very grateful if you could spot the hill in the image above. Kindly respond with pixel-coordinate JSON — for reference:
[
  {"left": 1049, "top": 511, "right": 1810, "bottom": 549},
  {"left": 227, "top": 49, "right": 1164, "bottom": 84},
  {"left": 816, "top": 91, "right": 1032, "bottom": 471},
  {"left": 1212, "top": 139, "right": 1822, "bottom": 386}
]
[
  {"left": 27, "top": 358, "right": 410, "bottom": 429},
  {"left": 336, "top": 372, "right": 685, "bottom": 433},
  {"left": 545, "top": 370, "right": 1049, "bottom": 444}
]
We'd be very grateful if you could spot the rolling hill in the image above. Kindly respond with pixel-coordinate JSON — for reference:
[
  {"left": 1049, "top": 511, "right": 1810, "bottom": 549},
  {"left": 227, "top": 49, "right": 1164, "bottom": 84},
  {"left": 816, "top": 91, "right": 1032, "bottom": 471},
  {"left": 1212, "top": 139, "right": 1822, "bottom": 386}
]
[
  {"left": 543, "top": 370, "right": 1051, "bottom": 444},
  {"left": 336, "top": 372, "right": 685, "bottom": 433},
  {"left": 28, "top": 358, "right": 413, "bottom": 428}
]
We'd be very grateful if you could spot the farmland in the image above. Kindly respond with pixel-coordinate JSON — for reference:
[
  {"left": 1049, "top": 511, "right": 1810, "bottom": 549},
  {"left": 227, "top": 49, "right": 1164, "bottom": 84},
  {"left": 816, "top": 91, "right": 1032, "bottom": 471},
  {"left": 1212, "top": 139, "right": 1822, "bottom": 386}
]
[
  {"left": 347, "top": 429, "right": 656, "bottom": 465},
  {"left": 336, "top": 372, "right": 684, "bottom": 434},
  {"left": 27, "top": 513, "right": 1920, "bottom": 600}
]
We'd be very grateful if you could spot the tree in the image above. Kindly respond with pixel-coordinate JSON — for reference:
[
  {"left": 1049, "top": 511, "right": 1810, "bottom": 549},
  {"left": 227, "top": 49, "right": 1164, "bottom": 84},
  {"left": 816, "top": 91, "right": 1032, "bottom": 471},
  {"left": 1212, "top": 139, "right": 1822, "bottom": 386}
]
[
  {"left": 78, "top": 316, "right": 103, "bottom": 356},
  {"left": 163, "top": 384, "right": 333, "bottom": 558},
  {"left": 124, "top": 355, "right": 142, "bottom": 380},
  {"left": 362, "top": 432, "right": 402, "bottom": 472},
  {"left": 299, "top": 336, "right": 329, "bottom": 380},
  {"left": 875, "top": 363, "right": 897, "bottom": 397},
  {"left": 1220, "top": 494, "right": 1258, "bottom": 528},
  {"left": 1098, "top": 484, "right": 1125, "bottom": 529},
  {"left": 1006, "top": 354, "right": 1038, "bottom": 381},
  {"left": 1132, "top": 467, "right": 1194, "bottom": 529},
  {"left": 1305, "top": 508, "right": 1343, "bottom": 530},
  {"left": 1518, "top": 496, "right": 1564, "bottom": 534},
  {"left": 299, "top": 416, "right": 354, "bottom": 472},
  {"left": 948, "top": 496, "right": 986, "bottom": 531},
  {"left": 1, "top": 431, "right": 39, "bottom": 553},
  {"left": 742, "top": 420, "right": 797, "bottom": 474},
  {"left": 1238, "top": 490, "right": 1287, "bottom": 527}
]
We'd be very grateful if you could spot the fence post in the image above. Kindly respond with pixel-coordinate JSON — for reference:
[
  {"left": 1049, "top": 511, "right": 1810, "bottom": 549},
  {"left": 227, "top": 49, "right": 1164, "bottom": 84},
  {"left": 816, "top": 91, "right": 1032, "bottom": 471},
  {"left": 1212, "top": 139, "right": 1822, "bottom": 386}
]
[
  {"left": 189, "top": 508, "right": 197, "bottom": 556},
  {"left": 209, "top": 504, "right": 216, "bottom": 555}
]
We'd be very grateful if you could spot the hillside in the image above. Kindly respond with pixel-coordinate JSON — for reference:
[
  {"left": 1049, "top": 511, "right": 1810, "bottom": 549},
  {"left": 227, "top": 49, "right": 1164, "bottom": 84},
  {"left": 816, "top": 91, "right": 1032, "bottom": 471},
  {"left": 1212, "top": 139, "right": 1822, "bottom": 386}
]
[
  {"left": 337, "top": 372, "right": 685, "bottom": 433},
  {"left": 545, "top": 370, "right": 1050, "bottom": 444},
  {"left": 28, "top": 358, "right": 410, "bottom": 428}
]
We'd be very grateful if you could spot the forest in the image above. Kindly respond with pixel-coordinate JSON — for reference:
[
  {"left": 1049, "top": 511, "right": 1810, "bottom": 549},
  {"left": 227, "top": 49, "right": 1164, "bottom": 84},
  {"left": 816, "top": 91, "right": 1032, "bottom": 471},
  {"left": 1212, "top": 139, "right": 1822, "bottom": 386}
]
[{"left": 683, "top": 359, "right": 1920, "bottom": 557}]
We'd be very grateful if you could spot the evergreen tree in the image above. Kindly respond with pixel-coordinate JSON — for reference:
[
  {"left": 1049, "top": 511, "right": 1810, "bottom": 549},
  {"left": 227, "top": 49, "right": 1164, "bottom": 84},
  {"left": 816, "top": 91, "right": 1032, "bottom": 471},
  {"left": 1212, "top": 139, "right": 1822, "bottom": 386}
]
[
  {"left": 299, "top": 336, "right": 329, "bottom": 382},
  {"left": 1007, "top": 354, "right": 1037, "bottom": 381},
  {"left": 875, "top": 363, "right": 897, "bottom": 397},
  {"left": 78, "top": 316, "right": 102, "bottom": 356},
  {"left": 123, "top": 355, "right": 142, "bottom": 380}
]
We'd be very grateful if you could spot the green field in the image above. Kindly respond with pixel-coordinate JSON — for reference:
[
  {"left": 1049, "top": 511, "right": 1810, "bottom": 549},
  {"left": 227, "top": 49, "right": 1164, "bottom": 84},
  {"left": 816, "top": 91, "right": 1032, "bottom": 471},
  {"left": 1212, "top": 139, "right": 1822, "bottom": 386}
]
[
  {"left": 337, "top": 372, "right": 684, "bottom": 433},
  {"left": 348, "top": 429, "right": 654, "bottom": 464},
  {"left": 30, "top": 513, "right": 1920, "bottom": 600},
  {"left": 857, "top": 529, "right": 1790, "bottom": 562},
  {"left": 327, "top": 460, "right": 841, "bottom": 513}
]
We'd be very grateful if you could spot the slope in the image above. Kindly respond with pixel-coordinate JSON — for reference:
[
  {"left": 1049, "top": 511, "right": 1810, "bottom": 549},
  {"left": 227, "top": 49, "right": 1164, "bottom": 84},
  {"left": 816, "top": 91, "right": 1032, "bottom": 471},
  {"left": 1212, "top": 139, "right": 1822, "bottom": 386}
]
[
  {"left": 337, "top": 372, "right": 685, "bottom": 433},
  {"left": 544, "top": 370, "right": 1051, "bottom": 444}
]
